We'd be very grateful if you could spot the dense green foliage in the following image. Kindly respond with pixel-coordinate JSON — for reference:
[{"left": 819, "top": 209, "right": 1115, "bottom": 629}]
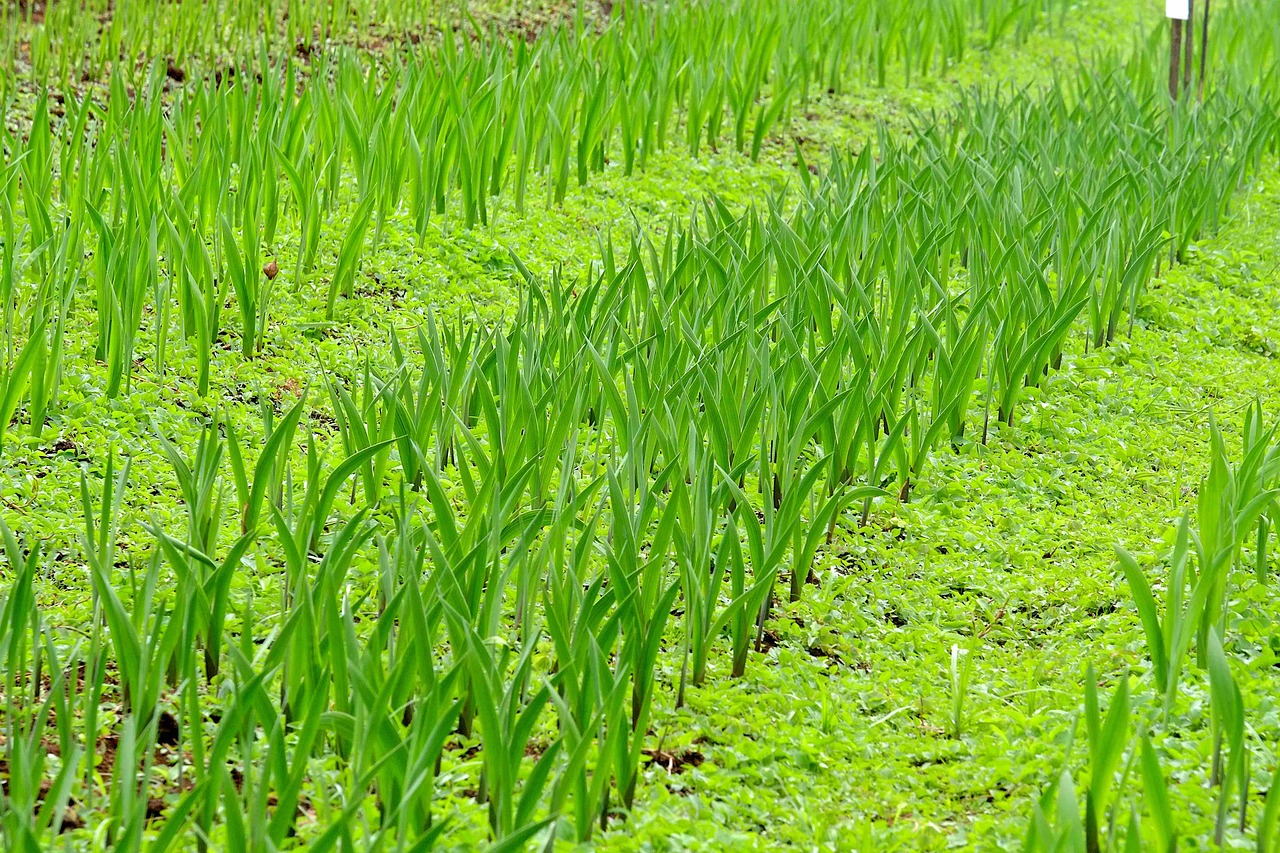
[{"left": 1, "top": 0, "right": 1280, "bottom": 850}]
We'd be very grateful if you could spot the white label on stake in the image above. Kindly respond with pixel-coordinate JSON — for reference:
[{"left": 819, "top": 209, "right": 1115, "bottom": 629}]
[{"left": 1166, "top": 0, "right": 1190, "bottom": 19}]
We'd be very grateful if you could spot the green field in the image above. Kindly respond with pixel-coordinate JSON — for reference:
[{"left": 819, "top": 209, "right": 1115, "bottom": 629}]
[{"left": 1, "top": 0, "right": 1280, "bottom": 849}]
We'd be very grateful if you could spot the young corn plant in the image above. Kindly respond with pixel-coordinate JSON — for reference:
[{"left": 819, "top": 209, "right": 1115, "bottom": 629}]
[
  {"left": 1024, "top": 673, "right": 1134, "bottom": 853},
  {"left": 163, "top": 191, "right": 222, "bottom": 398},
  {"left": 541, "top": 491, "right": 633, "bottom": 841},
  {"left": 1260, "top": 759, "right": 1280, "bottom": 853},
  {"left": 81, "top": 455, "right": 185, "bottom": 731},
  {"left": 1118, "top": 517, "right": 1201, "bottom": 721},
  {"left": 25, "top": 225, "right": 80, "bottom": 440},
  {"left": 325, "top": 356, "right": 397, "bottom": 507},
  {"left": 226, "top": 393, "right": 309, "bottom": 535},
  {"left": 0, "top": 517, "right": 85, "bottom": 845},
  {"left": 0, "top": 318, "right": 44, "bottom": 458},
  {"left": 219, "top": 202, "right": 266, "bottom": 356},
  {"left": 947, "top": 642, "right": 976, "bottom": 739},
  {"left": 602, "top": 465, "right": 682, "bottom": 818},
  {"left": 1206, "top": 629, "right": 1248, "bottom": 846},
  {"left": 1081, "top": 665, "right": 1131, "bottom": 846},
  {"left": 155, "top": 415, "right": 227, "bottom": 557},
  {"left": 1193, "top": 410, "right": 1280, "bottom": 657},
  {"left": 326, "top": 192, "right": 376, "bottom": 319}
]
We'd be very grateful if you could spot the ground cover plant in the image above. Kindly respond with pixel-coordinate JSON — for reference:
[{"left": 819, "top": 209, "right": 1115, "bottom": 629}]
[{"left": 2, "top": 0, "right": 1280, "bottom": 849}]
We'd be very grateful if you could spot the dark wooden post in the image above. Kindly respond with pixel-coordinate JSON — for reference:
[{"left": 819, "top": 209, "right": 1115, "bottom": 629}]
[
  {"left": 1170, "top": 17, "right": 1183, "bottom": 100},
  {"left": 1184, "top": 0, "right": 1195, "bottom": 91},
  {"left": 1198, "top": 0, "right": 1211, "bottom": 102}
]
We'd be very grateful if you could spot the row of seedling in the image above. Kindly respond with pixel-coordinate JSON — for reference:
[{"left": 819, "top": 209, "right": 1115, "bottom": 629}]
[
  {"left": 0, "top": 49, "right": 1273, "bottom": 454},
  {"left": 3, "top": 0, "right": 1082, "bottom": 253},
  {"left": 1027, "top": 405, "right": 1280, "bottom": 850},
  {"left": 3, "top": 0, "right": 1068, "bottom": 93}
]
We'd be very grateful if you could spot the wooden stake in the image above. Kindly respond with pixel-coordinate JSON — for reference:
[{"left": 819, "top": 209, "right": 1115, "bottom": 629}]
[
  {"left": 1198, "top": 0, "right": 1211, "bottom": 102},
  {"left": 1170, "top": 18, "right": 1183, "bottom": 100},
  {"left": 1184, "top": 0, "right": 1195, "bottom": 91}
]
